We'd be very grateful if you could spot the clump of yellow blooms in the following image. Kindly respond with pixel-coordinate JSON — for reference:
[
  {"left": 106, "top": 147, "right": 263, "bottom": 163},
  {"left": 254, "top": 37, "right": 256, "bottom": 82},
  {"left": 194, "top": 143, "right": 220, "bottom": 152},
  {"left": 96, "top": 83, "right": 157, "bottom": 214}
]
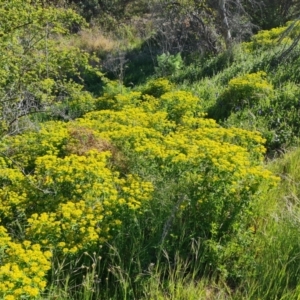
[
  {"left": 221, "top": 71, "right": 274, "bottom": 110},
  {"left": 141, "top": 77, "right": 174, "bottom": 98},
  {"left": 21, "top": 150, "right": 153, "bottom": 253},
  {"left": 159, "top": 91, "right": 201, "bottom": 123},
  {"left": 243, "top": 20, "right": 300, "bottom": 52},
  {"left": 0, "top": 79, "right": 279, "bottom": 295},
  {"left": 0, "top": 226, "right": 51, "bottom": 299},
  {"left": 1, "top": 121, "right": 69, "bottom": 168}
]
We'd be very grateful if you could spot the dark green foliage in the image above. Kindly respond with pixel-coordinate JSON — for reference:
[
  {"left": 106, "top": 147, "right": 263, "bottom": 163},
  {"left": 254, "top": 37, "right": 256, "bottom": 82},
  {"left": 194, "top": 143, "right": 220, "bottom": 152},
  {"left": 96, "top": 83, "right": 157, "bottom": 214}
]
[
  {"left": 247, "top": 0, "right": 299, "bottom": 30},
  {"left": 123, "top": 51, "right": 156, "bottom": 86}
]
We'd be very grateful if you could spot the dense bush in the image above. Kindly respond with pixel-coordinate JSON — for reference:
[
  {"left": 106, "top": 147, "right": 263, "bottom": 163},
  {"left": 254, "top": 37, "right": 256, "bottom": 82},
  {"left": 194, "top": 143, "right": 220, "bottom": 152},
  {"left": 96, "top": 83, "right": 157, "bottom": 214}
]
[
  {"left": 209, "top": 71, "right": 274, "bottom": 120},
  {"left": 155, "top": 53, "right": 184, "bottom": 77},
  {"left": 215, "top": 79, "right": 300, "bottom": 151},
  {"left": 141, "top": 78, "right": 174, "bottom": 98},
  {"left": 0, "top": 81, "right": 279, "bottom": 298}
]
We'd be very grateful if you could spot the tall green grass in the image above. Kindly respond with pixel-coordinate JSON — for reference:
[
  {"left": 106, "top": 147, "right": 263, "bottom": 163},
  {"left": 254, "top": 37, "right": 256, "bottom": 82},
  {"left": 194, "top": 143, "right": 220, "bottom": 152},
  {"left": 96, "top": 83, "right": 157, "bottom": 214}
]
[
  {"left": 234, "top": 147, "right": 300, "bottom": 299},
  {"left": 43, "top": 147, "right": 300, "bottom": 300}
]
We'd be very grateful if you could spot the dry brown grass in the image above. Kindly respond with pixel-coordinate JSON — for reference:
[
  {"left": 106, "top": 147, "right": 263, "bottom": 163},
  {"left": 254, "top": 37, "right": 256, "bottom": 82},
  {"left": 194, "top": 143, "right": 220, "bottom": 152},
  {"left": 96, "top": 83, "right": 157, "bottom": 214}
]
[
  {"left": 65, "top": 127, "right": 113, "bottom": 156},
  {"left": 57, "top": 29, "right": 120, "bottom": 54},
  {"left": 76, "top": 30, "right": 119, "bottom": 53},
  {"left": 65, "top": 127, "right": 128, "bottom": 173}
]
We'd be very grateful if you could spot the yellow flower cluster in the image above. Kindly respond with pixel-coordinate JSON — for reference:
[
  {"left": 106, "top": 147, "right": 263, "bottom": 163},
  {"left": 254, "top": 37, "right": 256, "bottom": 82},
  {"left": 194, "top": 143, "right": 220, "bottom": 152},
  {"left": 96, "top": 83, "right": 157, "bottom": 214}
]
[
  {"left": 22, "top": 150, "right": 154, "bottom": 254},
  {"left": 113, "top": 91, "right": 143, "bottom": 109},
  {"left": 141, "top": 77, "right": 174, "bottom": 98},
  {"left": 243, "top": 26, "right": 287, "bottom": 51},
  {"left": 0, "top": 80, "right": 279, "bottom": 294},
  {"left": 228, "top": 72, "right": 272, "bottom": 93},
  {"left": 95, "top": 82, "right": 202, "bottom": 125},
  {"left": 120, "top": 175, "right": 154, "bottom": 210},
  {"left": 80, "top": 107, "right": 175, "bottom": 132},
  {"left": 0, "top": 166, "right": 27, "bottom": 218},
  {"left": 220, "top": 71, "right": 274, "bottom": 109},
  {"left": 27, "top": 200, "right": 104, "bottom": 254},
  {"left": 76, "top": 105, "right": 278, "bottom": 221},
  {"left": 1, "top": 121, "right": 69, "bottom": 171},
  {"left": 243, "top": 20, "right": 300, "bottom": 51},
  {"left": 0, "top": 229, "right": 51, "bottom": 299},
  {"left": 159, "top": 90, "right": 202, "bottom": 122}
]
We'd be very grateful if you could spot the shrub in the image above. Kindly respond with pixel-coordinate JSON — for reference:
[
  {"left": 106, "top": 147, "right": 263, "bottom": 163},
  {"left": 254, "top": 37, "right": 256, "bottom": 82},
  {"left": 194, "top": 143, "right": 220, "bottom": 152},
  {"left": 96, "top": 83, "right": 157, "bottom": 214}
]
[
  {"left": 74, "top": 104, "right": 277, "bottom": 279},
  {"left": 155, "top": 52, "right": 184, "bottom": 77},
  {"left": 243, "top": 20, "right": 300, "bottom": 52},
  {"left": 142, "top": 78, "right": 174, "bottom": 98},
  {"left": 0, "top": 123, "right": 154, "bottom": 256},
  {"left": 243, "top": 26, "right": 288, "bottom": 52},
  {"left": 211, "top": 71, "right": 274, "bottom": 120},
  {"left": 159, "top": 91, "right": 202, "bottom": 123},
  {"left": 0, "top": 83, "right": 278, "bottom": 292},
  {"left": 222, "top": 81, "right": 300, "bottom": 151}
]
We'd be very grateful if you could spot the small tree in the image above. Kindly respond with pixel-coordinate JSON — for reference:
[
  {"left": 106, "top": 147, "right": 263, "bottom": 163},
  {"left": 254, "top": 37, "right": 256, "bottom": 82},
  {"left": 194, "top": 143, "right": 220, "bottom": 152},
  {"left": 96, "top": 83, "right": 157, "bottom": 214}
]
[{"left": 0, "top": 0, "right": 102, "bottom": 136}]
